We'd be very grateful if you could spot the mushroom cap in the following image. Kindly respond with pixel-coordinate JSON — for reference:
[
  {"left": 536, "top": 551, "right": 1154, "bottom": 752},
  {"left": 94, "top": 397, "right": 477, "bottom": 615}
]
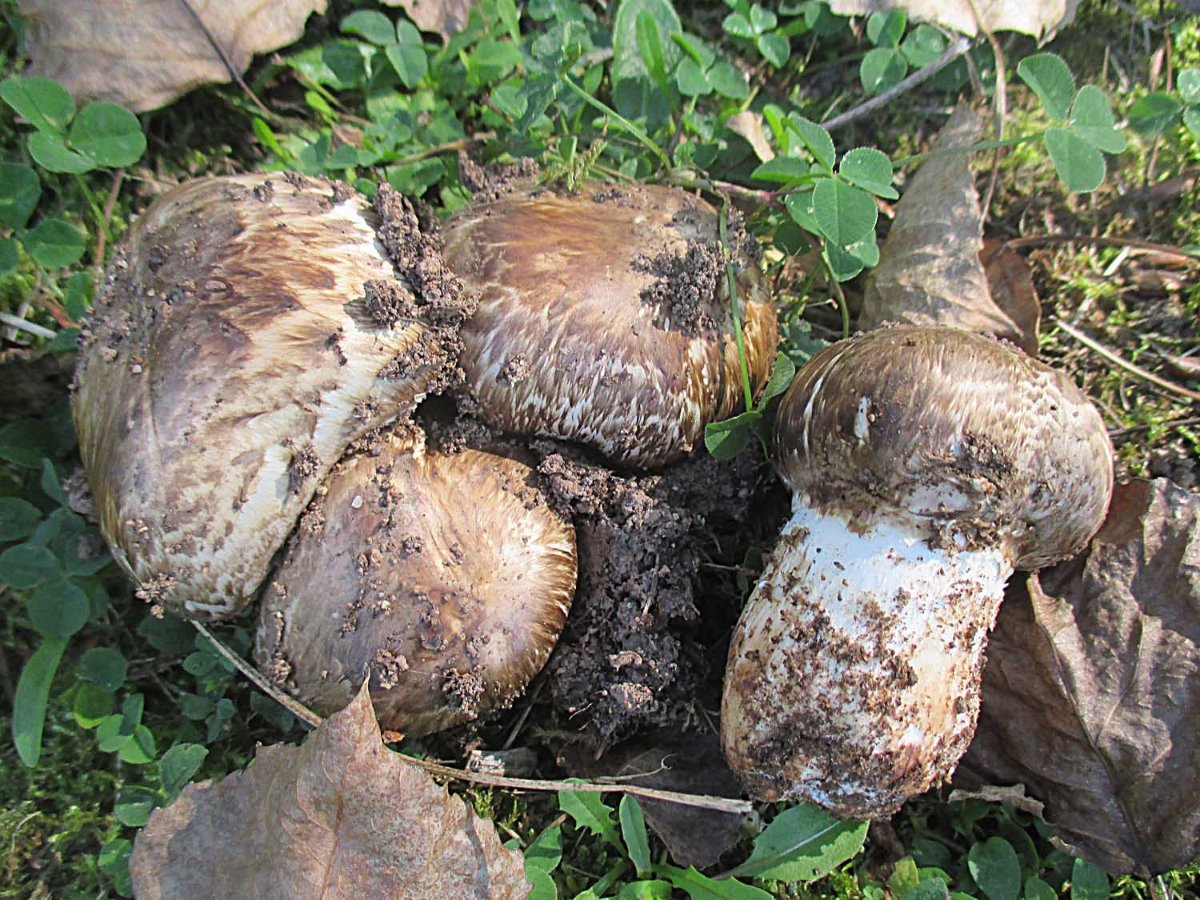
[
  {"left": 774, "top": 325, "right": 1114, "bottom": 569},
  {"left": 255, "top": 429, "right": 577, "bottom": 737},
  {"left": 73, "top": 174, "right": 464, "bottom": 619},
  {"left": 442, "top": 182, "right": 778, "bottom": 468}
]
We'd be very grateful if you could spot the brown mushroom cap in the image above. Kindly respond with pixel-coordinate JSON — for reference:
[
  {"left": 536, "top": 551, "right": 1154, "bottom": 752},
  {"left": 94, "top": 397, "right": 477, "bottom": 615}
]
[
  {"left": 442, "top": 182, "right": 778, "bottom": 468},
  {"left": 774, "top": 324, "right": 1114, "bottom": 569},
  {"left": 72, "top": 174, "right": 464, "bottom": 619},
  {"left": 255, "top": 429, "right": 577, "bottom": 737}
]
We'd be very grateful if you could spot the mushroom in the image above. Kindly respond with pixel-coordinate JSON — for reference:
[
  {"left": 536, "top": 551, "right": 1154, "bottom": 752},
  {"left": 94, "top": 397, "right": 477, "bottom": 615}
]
[
  {"left": 721, "top": 325, "right": 1114, "bottom": 818},
  {"left": 441, "top": 181, "right": 778, "bottom": 468},
  {"left": 73, "top": 173, "right": 469, "bottom": 620},
  {"left": 255, "top": 426, "right": 577, "bottom": 736}
]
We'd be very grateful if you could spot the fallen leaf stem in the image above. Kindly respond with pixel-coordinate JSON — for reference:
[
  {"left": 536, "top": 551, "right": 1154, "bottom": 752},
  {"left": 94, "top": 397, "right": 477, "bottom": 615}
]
[
  {"left": 1053, "top": 317, "right": 1200, "bottom": 403},
  {"left": 191, "top": 621, "right": 753, "bottom": 815}
]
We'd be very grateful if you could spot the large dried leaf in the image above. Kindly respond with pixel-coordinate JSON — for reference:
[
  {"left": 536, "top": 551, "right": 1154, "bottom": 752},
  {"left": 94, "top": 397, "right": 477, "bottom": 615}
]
[
  {"left": 826, "top": 0, "right": 1077, "bottom": 38},
  {"left": 859, "top": 105, "right": 1039, "bottom": 353},
  {"left": 130, "top": 685, "right": 530, "bottom": 899},
  {"left": 19, "top": 0, "right": 327, "bottom": 112},
  {"left": 383, "top": 0, "right": 475, "bottom": 41},
  {"left": 960, "top": 479, "right": 1200, "bottom": 876}
]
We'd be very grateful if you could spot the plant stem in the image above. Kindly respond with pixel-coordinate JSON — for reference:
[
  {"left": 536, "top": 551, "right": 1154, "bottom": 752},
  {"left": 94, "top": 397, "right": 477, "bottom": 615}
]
[
  {"left": 720, "top": 201, "right": 755, "bottom": 412},
  {"left": 72, "top": 174, "right": 111, "bottom": 250},
  {"left": 561, "top": 77, "right": 671, "bottom": 170},
  {"left": 891, "top": 133, "right": 1038, "bottom": 168}
]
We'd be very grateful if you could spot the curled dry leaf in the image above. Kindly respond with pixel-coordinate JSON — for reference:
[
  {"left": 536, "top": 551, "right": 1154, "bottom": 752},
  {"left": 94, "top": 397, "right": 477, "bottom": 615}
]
[
  {"left": 859, "top": 105, "right": 1039, "bottom": 354},
  {"left": 130, "top": 684, "right": 530, "bottom": 899},
  {"left": 383, "top": 0, "right": 475, "bottom": 42},
  {"left": 826, "top": 0, "right": 1077, "bottom": 38},
  {"left": 726, "top": 111, "right": 775, "bottom": 163},
  {"left": 19, "top": 0, "right": 327, "bottom": 112},
  {"left": 959, "top": 479, "right": 1200, "bottom": 876},
  {"left": 979, "top": 239, "right": 1041, "bottom": 353}
]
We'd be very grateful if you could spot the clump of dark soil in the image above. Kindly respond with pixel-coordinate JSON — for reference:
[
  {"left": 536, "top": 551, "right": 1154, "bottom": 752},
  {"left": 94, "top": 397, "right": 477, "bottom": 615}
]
[
  {"left": 530, "top": 439, "right": 783, "bottom": 747},
  {"left": 456, "top": 153, "right": 540, "bottom": 204},
  {"left": 634, "top": 241, "right": 723, "bottom": 336}
]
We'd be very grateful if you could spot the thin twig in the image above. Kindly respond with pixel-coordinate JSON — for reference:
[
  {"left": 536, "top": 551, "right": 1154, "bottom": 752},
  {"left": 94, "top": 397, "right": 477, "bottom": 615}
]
[
  {"left": 965, "top": 0, "right": 1005, "bottom": 216},
  {"left": 1108, "top": 416, "right": 1200, "bottom": 438},
  {"left": 821, "top": 36, "right": 972, "bottom": 132},
  {"left": 1053, "top": 318, "right": 1200, "bottom": 403},
  {"left": 93, "top": 169, "right": 125, "bottom": 285},
  {"left": 0, "top": 312, "right": 56, "bottom": 340},
  {"left": 1005, "top": 234, "right": 1200, "bottom": 259},
  {"left": 191, "top": 622, "right": 753, "bottom": 815}
]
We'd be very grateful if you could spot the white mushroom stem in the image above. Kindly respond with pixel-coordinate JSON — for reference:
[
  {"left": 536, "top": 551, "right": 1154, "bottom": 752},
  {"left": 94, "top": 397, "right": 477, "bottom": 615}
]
[{"left": 722, "top": 497, "right": 1011, "bottom": 818}]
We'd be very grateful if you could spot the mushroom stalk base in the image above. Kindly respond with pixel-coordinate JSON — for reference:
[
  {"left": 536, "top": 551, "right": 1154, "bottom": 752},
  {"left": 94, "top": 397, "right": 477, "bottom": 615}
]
[{"left": 721, "top": 499, "right": 1010, "bottom": 818}]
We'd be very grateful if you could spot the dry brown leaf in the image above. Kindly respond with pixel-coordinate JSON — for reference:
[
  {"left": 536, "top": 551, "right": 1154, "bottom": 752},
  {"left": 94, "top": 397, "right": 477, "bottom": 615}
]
[
  {"left": 979, "top": 239, "right": 1041, "bottom": 354},
  {"left": 19, "top": 0, "right": 327, "bottom": 112},
  {"left": 130, "top": 684, "right": 530, "bottom": 899},
  {"left": 826, "top": 0, "right": 1077, "bottom": 38},
  {"left": 959, "top": 479, "right": 1200, "bottom": 876},
  {"left": 726, "top": 111, "right": 775, "bottom": 163},
  {"left": 383, "top": 0, "right": 475, "bottom": 41},
  {"left": 859, "top": 105, "right": 1038, "bottom": 353}
]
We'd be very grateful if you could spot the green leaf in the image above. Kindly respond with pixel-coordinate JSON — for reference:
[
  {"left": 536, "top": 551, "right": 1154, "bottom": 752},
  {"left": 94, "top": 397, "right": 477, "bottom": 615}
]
[
  {"left": 751, "top": 157, "right": 808, "bottom": 184},
  {"left": 824, "top": 233, "right": 879, "bottom": 281},
  {"left": 860, "top": 47, "right": 908, "bottom": 95},
  {"left": 23, "top": 218, "right": 86, "bottom": 268},
  {"left": 159, "top": 743, "right": 208, "bottom": 797},
  {"left": 119, "top": 723, "right": 157, "bottom": 764},
  {"left": 1184, "top": 106, "right": 1200, "bottom": 143},
  {"left": 726, "top": 804, "right": 867, "bottom": 883},
  {"left": 613, "top": 0, "right": 682, "bottom": 84},
  {"left": 618, "top": 882, "right": 673, "bottom": 899},
  {"left": 672, "top": 32, "right": 715, "bottom": 69},
  {"left": 787, "top": 115, "right": 835, "bottom": 171},
  {"left": 341, "top": 10, "right": 396, "bottom": 45},
  {"left": 1127, "top": 92, "right": 1184, "bottom": 137},
  {"left": 676, "top": 59, "right": 713, "bottom": 96},
  {"left": 1179, "top": 68, "right": 1200, "bottom": 105},
  {"left": 525, "top": 824, "right": 563, "bottom": 872},
  {"left": 386, "top": 27, "right": 428, "bottom": 89},
  {"left": 901, "top": 25, "right": 946, "bottom": 68},
  {"left": 757, "top": 33, "right": 790, "bottom": 68},
  {"left": 1023, "top": 876, "right": 1057, "bottom": 900},
  {"left": 620, "top": 796, "right": 652, "bottom": 876},
  {"left": 468, "top": 40, "right": 524, "bottom": 72},
  {"left": 656, "top": 864, "right": 773, "bottom": 899},
  {"left": 784, "top": 188, "right": 818, "bottom": 233},
  {"left": 1067, "top": 85, "right": 1126, "bottom": 153},
  {"left": 0, "top": 163, "right": 40, "bottom": 230},
  {"left": 760, "top": 353, "right": 796, "bottom": 404},
  {"left": 838, "top": 147, "right": 897, "bottom": 199},
  {"left": 80, "top": 647, "right": 129, "bottom": 690},
  {"left": 28, "top": 579, "right": 90, "bottom": 637},
  {"left": 812, "top": 178, "right": 877, "bottom": 247},
  {"left": 40, "top": 459, "right": 66, "bottom": 505},
  {"left": 558, "top": 788, "right": 621, "bottom": 849},
  {"left": 1069, "top": 859, "right": 1109, "bottom": 900},
  {"left": 527, "top": 866, "right": 557, "bottom": 900},
  {"left": 723, "top": 12, "right": 755, "bottom": 39},
  {"left": 0, "top": 498, "right": 43, "bottom": 541},
  {"left": 12, "top": 636, "right": 68, "bottom": 766},
  {"left": 28, "top": 131, "right": 94, "bottom": 174},
  {"left": 704, "top": 409, "right": 761, "bottom": 459},
  {"left": 0, "top": 76, "right": 74, "bottom": 133},
  {"left": 967, "top": 837, "right": 1021, "bottom": 900},
  {"left": 1017, "top": 53, "right": 1075, "bottom": 121},
  {"left": 72, "top": 681, "right": 115, "bottom": 728},
  {"left": 749, "top": 5, "right": 777, "bottom": 34},
  {"left": 98, "top": 838, "right": 133, "bottom": 895},
  {"left": 114, "top": 786, "right": 159, "bottom": 827},
  {"left": 0, "top": 543, "right": 60, "bottom": 588},
  {"left": 635, "top": 11, "right": 669, "bottom": 88},
  {"left": 709, "top": 61, "right": 749, "bottom": 99},
  {"left": 866, "top": 9, "right": 906, "bottom": 47},
  {"left": 68, "top": 102, "right": 146, "bottom": 168},
  {"left": 0, "top": 419, "right": 53, "bottom": 468},
  {"left": 1044, "top": 126, "right": 1105, "bottom": 193},
  {"left": 0, "top": 237, "right": 17, "bottom": 273}
]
